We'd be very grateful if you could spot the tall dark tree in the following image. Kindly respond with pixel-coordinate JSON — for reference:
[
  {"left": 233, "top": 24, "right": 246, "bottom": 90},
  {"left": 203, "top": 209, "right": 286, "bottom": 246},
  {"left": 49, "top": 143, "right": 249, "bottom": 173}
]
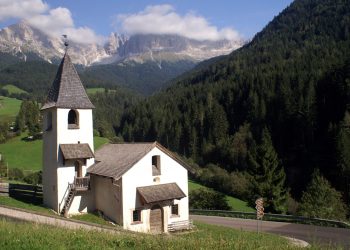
[
  {"left": 336, "top": 112, "right": 350, "bottom": 176},
  {"left": 247, "top": 128, "right": 288, "bottom": 213},
  {"left": 15, "top": 100, "right": 41, "bottom": 136}
]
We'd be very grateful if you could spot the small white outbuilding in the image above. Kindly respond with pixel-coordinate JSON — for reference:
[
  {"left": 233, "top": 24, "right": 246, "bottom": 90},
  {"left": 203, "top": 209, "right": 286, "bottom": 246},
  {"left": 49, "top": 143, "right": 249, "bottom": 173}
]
[{"left": 41, "top": 51, "right": 190, "bottom": 233}]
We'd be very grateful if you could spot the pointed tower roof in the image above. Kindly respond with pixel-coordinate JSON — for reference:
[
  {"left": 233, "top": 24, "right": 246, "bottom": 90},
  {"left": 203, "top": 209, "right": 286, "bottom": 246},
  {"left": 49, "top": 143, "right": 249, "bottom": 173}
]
[{"left": 41, "top": 53, "right": 94, "bottom": 110}]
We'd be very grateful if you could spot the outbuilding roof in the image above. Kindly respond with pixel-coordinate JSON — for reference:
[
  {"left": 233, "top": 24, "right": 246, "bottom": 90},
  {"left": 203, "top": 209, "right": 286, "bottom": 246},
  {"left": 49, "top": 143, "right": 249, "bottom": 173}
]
[
  {"left": 41, "top": 52, "right": 94, "bottom": 110},
  {"left": 137, "top": 183, "right": 186, "bottom": 204},
  {"left": 60, "top": 143, "right": 94, "bottom": 160},
  {"left": 87, "top": 142, "right": 192, "bottom": 179}
]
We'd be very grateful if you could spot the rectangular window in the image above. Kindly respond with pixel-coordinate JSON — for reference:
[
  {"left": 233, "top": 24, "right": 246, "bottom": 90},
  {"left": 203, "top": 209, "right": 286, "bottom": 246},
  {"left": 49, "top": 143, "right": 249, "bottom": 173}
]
[
  {"left": 152, "top": 155, "right": 161, "bottom": 176},
  {"left": 132, "top": 210, "right": 141, "bottom": 222},
  {"left": 171, "top": 204, "right": 179, "bottom": 216}
]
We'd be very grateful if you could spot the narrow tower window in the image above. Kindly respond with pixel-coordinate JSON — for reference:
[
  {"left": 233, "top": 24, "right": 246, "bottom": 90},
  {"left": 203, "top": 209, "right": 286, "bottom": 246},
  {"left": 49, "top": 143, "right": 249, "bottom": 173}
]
[
  {"left": 152, "top": 155, "right": 161, "bottom": 176},
  {"left": 68, "top": 109, "right": 79, "bottom": 129},
  {"left": 46, "top": 111, "right": 52, "bottom": 131}
]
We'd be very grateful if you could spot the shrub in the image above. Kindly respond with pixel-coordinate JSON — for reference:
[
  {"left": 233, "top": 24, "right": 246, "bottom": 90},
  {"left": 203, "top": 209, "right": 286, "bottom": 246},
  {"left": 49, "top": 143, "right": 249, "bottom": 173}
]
[
  {"left": 230, "top": 171, "right": 252, "bottom": 200},
  {"left": 189, "top": 188, "right": 231, "bottom": 210},
  {"left": 8, "top": 168, "right": 24, "bottom": 181},
  {"left": 23, "top": 171, "right": 42, "bottom": 185},
  {"left": 297, "top": 170, "right": 347, "bottom": 220}
]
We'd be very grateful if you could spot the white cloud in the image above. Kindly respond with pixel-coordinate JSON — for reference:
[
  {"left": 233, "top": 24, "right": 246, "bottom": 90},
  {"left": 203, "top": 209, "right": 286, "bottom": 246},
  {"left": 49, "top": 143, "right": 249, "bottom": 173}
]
[
  {"left": 0, "top": 0, "right": 102, "bottom": 44},
  {"left": 117, "top": 4, "right": 241, "bottom": 41},
  {"left": 0, "top": 0, "right": 48, "bottom": 21}
]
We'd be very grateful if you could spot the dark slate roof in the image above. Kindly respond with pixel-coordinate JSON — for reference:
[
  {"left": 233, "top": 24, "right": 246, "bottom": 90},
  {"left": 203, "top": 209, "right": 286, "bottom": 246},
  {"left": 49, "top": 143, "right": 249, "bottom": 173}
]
[
  {"left": 87, "top": 143, "right": 155, "bottom": 178},
  {"left": 87, "top": 142, "right": 193, "bottom": 179},
  {"left": 60, "top": 143, "right": 94, "bottom": 160},
  {"left": 137, "top": 183, "right": 186, "bottom": 204},
  {"left": 41, "top": 52, "right": 94, "bottom": 110}
]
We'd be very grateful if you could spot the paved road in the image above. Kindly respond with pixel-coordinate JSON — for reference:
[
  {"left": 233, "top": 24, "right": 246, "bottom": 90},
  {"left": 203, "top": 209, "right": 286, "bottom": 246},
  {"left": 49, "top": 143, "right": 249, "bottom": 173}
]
[{"left": 191, "top": 215, "right": 350, "bottom": 248}]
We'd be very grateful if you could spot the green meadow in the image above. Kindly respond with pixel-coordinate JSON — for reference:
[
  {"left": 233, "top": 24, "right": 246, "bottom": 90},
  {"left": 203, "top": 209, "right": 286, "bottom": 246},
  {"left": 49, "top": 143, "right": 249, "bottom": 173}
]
[
  {"left": 0, "top": 134, "right": 109, "bottom": 171},
  {"left": 0, "top": 219, "right": 301, "bottom": 250},
  {"left": 86, "top": 87, "right": 105, "bottom": 95},
  {"left": 0, "top": 96, "right": 22, "bottom": 122},
  {"left": 1, "top": 84, "right": 28, "bottom": 95},
  {"left": 188, "top": 180, "right": 254, "bottom": 212}
]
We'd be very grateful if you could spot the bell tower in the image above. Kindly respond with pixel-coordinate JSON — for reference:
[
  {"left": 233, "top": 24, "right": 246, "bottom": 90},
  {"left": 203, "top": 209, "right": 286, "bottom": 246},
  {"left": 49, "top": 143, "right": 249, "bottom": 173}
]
[{"left": 41, "top": 48, "right": 95, "bottom": 215}]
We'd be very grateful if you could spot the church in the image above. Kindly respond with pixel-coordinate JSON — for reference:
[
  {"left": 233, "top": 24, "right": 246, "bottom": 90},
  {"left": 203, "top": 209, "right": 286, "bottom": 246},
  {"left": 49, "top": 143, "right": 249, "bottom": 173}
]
[{"left": 41, "top": 51, "right": 190, "bottom": 233}]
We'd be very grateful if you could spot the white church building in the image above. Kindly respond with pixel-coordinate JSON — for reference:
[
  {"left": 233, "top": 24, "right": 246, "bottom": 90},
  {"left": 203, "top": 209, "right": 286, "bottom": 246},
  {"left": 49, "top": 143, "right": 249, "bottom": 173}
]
[{"left": 41, "top": 52, "right": 190, "bottom": 233}]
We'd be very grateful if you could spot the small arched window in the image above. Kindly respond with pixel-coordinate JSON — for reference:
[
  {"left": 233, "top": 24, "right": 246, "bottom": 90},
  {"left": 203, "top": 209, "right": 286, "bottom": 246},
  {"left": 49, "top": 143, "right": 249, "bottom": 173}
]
[{"left": 68, "top": 109, "right": 79, "bottom": 129}]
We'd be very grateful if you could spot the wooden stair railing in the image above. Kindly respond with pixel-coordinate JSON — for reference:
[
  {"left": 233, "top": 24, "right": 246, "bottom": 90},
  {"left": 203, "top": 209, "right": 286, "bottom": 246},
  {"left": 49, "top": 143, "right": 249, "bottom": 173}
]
[{"left": 60, "top": 183, "right": 76, "bottom": 217}]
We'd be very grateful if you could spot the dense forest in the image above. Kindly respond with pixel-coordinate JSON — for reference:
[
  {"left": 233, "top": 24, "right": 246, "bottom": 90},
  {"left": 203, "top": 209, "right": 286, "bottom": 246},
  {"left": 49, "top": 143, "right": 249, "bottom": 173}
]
[
  {"left": 0, "top": 54, "right": 195, "bottom": 96},
  {"left": 84, "top": 0, "right": 350, "bottom": 216}
]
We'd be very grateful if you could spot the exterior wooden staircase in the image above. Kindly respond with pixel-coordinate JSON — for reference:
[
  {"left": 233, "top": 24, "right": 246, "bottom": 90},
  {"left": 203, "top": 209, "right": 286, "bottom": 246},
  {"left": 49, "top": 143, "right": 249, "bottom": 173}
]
[
  {"left": 60, "top": 176, "right": 90, "bottom": 217},
  {"left": 60, "top": 183, "right": 76, "bottom": 217}
]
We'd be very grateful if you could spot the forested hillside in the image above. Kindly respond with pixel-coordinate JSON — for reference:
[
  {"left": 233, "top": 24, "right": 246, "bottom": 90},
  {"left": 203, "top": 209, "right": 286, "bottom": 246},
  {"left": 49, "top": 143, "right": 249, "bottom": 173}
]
[
  {"left": 0, "top": 54, "right": 195, "bottom": 96},
  {"left": 91, "top": 0, "right": 350, "bottom": 216}
]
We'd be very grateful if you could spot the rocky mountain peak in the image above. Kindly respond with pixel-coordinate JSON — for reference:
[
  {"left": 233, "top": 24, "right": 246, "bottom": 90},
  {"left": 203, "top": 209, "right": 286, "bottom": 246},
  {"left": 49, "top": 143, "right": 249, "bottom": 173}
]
[{"left": 0, "top": 22, "right": 245, "bottom": 66}]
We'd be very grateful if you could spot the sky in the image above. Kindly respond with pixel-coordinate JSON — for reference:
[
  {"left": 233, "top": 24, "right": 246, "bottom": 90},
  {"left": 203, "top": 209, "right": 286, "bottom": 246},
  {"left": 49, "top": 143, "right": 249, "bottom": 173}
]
[{"left": 0, "top": 0, "right": 294, "bottom": 44}]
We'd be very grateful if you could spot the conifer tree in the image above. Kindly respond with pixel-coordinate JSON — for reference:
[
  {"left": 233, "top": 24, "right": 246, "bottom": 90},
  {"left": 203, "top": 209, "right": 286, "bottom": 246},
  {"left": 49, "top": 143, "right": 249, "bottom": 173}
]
[
  {"left": 248, "top": 128, "right": 287, "bottom": 213},
  {"left": 336, "top": 111, "right": 350, "bottom": 176},
  {"left": 298, "top": 170, "right": 347, "bottom": 220}
]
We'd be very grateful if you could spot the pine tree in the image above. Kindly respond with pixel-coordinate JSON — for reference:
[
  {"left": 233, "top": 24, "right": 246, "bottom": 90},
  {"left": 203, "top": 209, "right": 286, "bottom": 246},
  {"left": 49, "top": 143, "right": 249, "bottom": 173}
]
[
  {"left": 336, "top": 111, "right": 350, "bottom": 176},
  {"left": 298, "top": 170, "right": 347, "bottom": 220},
  {"left": 248, "top": 128, "right": 287, "bottom": 213}
]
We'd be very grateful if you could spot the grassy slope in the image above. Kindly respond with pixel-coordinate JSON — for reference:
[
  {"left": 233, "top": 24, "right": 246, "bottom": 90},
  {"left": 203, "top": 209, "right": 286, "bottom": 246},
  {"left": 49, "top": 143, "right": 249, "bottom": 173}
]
[
  {"left": 86, "top": 87, "right": 105, "bottom": 95},
  {"left": 0, "top": 219, "right": 296, "bottom": 250},
  {"left": 189, "top": 180, "right": 254, "bottom": 212},
  {"left": 1, "top": 84, "right": 28, "bottom": 94},
  {"left": 0, "top": 196, "right": 54, "bottom": 215},
  {"left": 0, "top": 135, "right": 109, "bottom": 171},
  {"left": 0, "top": 96, "right": 21, "bottom": 122}
]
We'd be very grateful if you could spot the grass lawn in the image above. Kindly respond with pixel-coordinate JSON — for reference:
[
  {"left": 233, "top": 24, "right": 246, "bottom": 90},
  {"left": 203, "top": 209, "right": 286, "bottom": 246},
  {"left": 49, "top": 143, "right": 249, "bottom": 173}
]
[
  {"left": 94, "top": 136, "right": 109, "bottom": 150},
  {"left": 188, "top": 180, "right": 254, "bottom": 212},
  {"left": 86, "top": 87, "right": 105, "bottom": 95},
  {"left": 71, "top": 212, "right": 112, "bottom": 226},
  {"left": 0, "top": 96, "right": 22, "bottom": 122},
  {"left": 1, "top": 84, "right": 28, "bottom": 95},
  {"left": 0, "top": 196, "right": 54, "bottom": 216},
  {"left": 0, "top": 134, "right": 109, "bottom": 171},
  {"left": 0, "top": 219, "right": 300, "bottom": 250}
]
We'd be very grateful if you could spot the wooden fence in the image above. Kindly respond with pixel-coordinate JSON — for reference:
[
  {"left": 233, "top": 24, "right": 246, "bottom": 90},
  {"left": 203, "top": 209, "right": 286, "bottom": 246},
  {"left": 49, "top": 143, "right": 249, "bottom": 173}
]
[{"left": 0, "top": 182, "right": 42, "bottom": 204}]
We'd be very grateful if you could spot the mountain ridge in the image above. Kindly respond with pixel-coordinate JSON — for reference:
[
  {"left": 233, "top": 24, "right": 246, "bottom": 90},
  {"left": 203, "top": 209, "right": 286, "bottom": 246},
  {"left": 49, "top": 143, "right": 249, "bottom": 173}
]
[{"left": 0, "top": 21, "right": 244, "bottom": 67}]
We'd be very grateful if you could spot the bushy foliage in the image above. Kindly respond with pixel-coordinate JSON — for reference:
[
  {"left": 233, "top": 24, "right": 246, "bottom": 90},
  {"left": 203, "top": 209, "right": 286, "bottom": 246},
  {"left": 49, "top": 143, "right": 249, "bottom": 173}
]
[
  {"left": 15, "top": 100, "right": 41, "bottom": 137},
  {"left": 189, "top": 188, "right": 231, "bottom": 210},
  {"left": 0, "top": 122, "right": 9, "bottom": 143},
  {"left": 23, "top": 171, "right": 42, "bottom": 185},
  {"left": 8, "top": 168, "right": 24, "bottom": 181},
  {"left": 298, "top": 170, "right": 347, "bottom": 220}
]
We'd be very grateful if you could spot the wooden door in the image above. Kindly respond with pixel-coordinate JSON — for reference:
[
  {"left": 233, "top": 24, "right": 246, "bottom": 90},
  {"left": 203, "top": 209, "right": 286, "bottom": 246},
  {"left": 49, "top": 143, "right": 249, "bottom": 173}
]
[
  {"left": 74, "top": 161, "right": 82, "bottom": 177},
  {"left": 150, "top": 205, "right": 163, "bottom": 233}
]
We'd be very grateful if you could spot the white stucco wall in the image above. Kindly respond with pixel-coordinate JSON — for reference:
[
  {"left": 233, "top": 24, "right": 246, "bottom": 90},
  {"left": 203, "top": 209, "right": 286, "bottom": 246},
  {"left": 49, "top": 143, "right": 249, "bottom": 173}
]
[
  {"left": 43, "top": 108, "right": 58, "bottom": 210},
  {"left": 42, "top": 108, "right": 94, "bottom": 214},
  {"left": 121, "top": 147, "right": 189, "bottom": 233},
  {"left": 92, "top": 175, "right": 122, "bottom": 223}
]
